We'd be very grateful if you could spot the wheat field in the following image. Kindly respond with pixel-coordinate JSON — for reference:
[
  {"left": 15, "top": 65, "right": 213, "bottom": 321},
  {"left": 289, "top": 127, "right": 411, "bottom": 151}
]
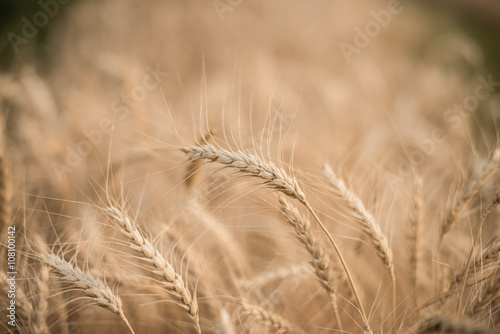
[{"left": 1, "top": 1, "right": 500, "bottom": 333}]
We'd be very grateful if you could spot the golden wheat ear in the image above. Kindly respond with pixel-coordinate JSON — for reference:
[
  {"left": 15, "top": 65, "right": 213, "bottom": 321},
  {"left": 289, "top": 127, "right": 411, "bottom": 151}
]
[
  {"left": 323, "top": 164, "right": 396, "bottom": 330},
  {"left": 104, "top": 205, "right": 201, "bottom": 333},
  {"left": 39, "top": 253, "right": 136, "bottom": 334},
  {"left": 279, "top": 197, "right": 342, "bottom": 329},
  {"left": 181, "top": 144, "right": 372, "bottom": 332}
]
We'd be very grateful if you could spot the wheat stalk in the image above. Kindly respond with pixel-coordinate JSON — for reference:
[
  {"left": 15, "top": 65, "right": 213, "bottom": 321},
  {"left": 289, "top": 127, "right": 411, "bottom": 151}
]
[
  {"left": 40, "top": 253, "right": 135, "bottom": 334},
  {"left": 181, "top": 144, "right": 371, "bottom": 332},
  {"left": 105, "top": 205, "right": 201, "bottom": 333},
  {"left": 408, "top": 177, "right": 422, "bottom": 304},
  {"left": 29, "top": 265, "right": 50, "bottom": 334},
  {"left": 279, "top": 197, "right": 342, "bottom": 329},
  {"left": 186, "top": 199, "right": 248, "bottom": 278}
]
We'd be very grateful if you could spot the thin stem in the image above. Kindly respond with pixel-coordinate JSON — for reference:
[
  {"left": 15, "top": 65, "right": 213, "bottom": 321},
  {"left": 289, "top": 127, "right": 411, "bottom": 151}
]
[
  {"left": 393, "top": 280, "right": 397, "bottom": 334},
  {"left": 120, "top": 310, "right": 137, "bottom": 334},
  {"left": 303, "top": 201, "right": 371, "bottom": 333}
]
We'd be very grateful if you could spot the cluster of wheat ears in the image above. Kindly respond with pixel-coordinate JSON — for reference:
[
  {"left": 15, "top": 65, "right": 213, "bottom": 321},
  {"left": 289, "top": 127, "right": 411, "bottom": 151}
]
[
  {"left": 0, "top": 113, "right": 500, "bottom": 333},
  {"left": 0, "top": 2, "right": 499, "bottom": 333}
]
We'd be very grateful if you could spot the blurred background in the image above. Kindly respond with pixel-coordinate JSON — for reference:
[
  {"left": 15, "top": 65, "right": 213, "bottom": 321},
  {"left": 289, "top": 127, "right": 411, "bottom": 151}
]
[{"left": 0, "top": 0, "right": 499, "bottom": 187}]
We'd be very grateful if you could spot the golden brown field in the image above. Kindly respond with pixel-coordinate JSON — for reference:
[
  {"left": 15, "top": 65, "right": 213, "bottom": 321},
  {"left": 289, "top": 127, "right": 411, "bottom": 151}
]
[{"left": 1, "top": 0, "right": 500, "bottom": 333}]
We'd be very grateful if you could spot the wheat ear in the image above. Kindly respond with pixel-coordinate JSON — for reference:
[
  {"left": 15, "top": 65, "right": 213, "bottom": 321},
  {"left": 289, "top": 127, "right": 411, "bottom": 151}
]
[
  {"left": 181, "top": 144, "right": 371, "bottom": 332},
  {"left": 323, "top": 164, "right": 396, "bottom": 330},
  {"left": 29, "top": 265, "right": 50, "bottom": 334},
  {"left": 323, "top": 165, "right": 395, "bottom": 280},
  {"left": 455, "top": 192, "right": 500, "bottom": 314},
  {"left": 468, "top": 269, "right": 500, "bottom": 318},
  {"left": 40, "top": 253, "right": 135, "bottom": 334},
  {"left": 279, "top": 197, "right": 342, "bottom": 329},
  {"left": 240, "top": 300, "right": 295, "bottom": 334},
  {"left": 105, "top": 206, "right": 201, "bottom": 333},
  {"left": 436, "top": 152, "right": 499, "bottom": 296},
  {"left": 439, "top": 149, "right": 500, "bottom": 248},
  {"left": 452, "top": 240, "right": 500, "bottom": 289}
]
